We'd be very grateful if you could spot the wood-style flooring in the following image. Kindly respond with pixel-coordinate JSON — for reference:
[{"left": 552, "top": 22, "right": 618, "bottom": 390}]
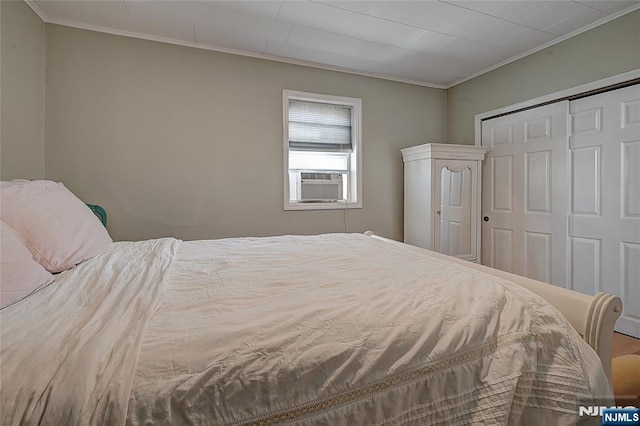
[
  {"left": 611, "top": 332, "right": 640, "bottom": 406},
  {"left": 613, "top": 332, "right": 640, "bottom": 357}
]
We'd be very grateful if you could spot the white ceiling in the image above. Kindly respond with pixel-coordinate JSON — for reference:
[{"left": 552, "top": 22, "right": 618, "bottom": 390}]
[{"left": 27, "top": 0, "right": 640, "bottom": 88}]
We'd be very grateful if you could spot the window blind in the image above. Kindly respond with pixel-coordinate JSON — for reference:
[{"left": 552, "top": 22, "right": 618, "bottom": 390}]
[{"left": 288, "top": 99, "right": 353, "bottom": 152}]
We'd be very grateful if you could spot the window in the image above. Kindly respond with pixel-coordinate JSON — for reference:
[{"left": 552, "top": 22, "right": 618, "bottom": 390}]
[{"left": 283, "top": 90, "right": 362, "bottom": 210}]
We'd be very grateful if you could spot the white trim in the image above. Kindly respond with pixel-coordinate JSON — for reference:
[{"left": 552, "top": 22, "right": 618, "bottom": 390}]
[
  {"left": 474, "top": 69, "right": 640, "bottom": 146},
  {"left": 283, "top": 90, "right": 363, "bottom": 211},
  {"left": 284, "top": 200, "right": 361, "bottom": 211},
  {"left": 24, "top": 0, "right": 639, "bottom": 90},
  {"left": 24, "top": 0, "right": 47, "bottom": 22},
  {"left": 561, "top": 100, "right": 572, "bottom": 291},
  {"left": 446, "top": 3, "right": 640, "bottom": 89},
  {"left": 401, "top": 143, "right": 487, "bottom": 162}
]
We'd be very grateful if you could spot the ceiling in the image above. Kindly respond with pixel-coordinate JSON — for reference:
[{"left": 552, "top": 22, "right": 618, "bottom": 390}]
[{"left": 27, "top": 0, "right": 640, "bottom": 88}]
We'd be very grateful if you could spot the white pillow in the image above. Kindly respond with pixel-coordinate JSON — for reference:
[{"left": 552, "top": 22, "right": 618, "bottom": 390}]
[
  {"left": 1, "top": 220, "right": 54, "bottom": 309},
  {"left": 0, "top": 180, "right": 112, "bottom": 273}
]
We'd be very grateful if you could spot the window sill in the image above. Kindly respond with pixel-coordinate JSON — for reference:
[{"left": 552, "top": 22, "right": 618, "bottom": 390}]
[{"left": 284, "top": 200, "right": 362, "bottom": 211}]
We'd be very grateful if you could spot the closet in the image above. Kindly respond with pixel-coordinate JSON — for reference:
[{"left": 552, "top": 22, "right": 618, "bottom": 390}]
[{"left": 480, "top": 84, "right": 640, "bottom": 338}]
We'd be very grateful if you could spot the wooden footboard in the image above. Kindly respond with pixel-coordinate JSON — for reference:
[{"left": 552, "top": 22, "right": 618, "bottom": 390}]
[{"left": 365, "top": 232, "right": 623, "bottom": 383}]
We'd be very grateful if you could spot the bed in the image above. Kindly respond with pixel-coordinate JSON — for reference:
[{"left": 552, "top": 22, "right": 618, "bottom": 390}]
[{"left": 0, "top": 180, "right": 623, "bottom": 425}]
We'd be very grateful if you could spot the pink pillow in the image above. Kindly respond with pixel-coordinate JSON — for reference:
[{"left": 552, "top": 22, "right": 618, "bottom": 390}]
[
  {"left": 1, "top": 221, "right": 54, "bottom": 309},
  {"left": 0, "top": 180, "right": 112, "bottom": 273}
]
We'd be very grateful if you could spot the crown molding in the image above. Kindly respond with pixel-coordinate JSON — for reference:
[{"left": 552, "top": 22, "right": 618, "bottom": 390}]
[
  {"left": 24, "top": 0, "right": 640, "bottom": 90},
  {"left": 444, "top": 3, "right": 640, "bottom": 89}
]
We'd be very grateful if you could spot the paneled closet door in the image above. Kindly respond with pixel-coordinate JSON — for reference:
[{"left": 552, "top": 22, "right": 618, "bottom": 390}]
[
  {"left": 569, "top": 84, "right": 640, "bottom": 338},
  {"left": 481, "top": 101, "right": 568, "bottom": 286}
]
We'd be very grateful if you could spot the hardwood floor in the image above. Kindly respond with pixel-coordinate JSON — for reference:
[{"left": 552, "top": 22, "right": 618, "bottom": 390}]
[
  {"left": 611, "top": 332, "right": 640, "bottom": 406},
  {"left": 613, "top": 332, "right": 640, "bottom": 357}
]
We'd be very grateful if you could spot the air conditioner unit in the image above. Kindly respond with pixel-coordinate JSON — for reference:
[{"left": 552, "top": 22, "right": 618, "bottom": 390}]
[{"left": 297, "top": 172, "right": 343, "bottom": 202}]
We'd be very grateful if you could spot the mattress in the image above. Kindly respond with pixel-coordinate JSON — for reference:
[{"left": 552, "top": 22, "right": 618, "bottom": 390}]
[{"left": 0, "top": 233, "right": 611, "bottom": 425}]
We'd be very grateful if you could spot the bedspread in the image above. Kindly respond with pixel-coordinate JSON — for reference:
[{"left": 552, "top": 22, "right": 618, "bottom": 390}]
[
  {"left": 1, "top": 234, "right": 610, "bottom": 425},
  {"left": 127, "top": 234, "right": 609, "bottom": 425},
  {"left": 0, "top": 238, "right": 178, "bottom": 425}
]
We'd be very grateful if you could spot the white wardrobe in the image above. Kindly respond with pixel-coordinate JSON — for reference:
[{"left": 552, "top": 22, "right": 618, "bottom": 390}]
[
  {"left": 480, "top": 83, "right": 640, "bottom": 338},
  {"left": 402, "top": 143, "right": 487, "bottom": 263}
]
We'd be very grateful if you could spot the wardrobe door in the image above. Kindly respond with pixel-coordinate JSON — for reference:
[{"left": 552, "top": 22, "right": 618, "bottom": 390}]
[
  {"left": 433, "top": 159, "right": 478, "bottom": 261},
  {"left": 480, "top": 101, "right": 569, "bottom": 286},
  {"left": 569, "top": 84, "right": 640, "bottom": 338}
]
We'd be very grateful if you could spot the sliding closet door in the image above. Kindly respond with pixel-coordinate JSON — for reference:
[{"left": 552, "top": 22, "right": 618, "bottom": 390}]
[
  {"left": 481, "top": 101, "right": 568, "bottom": 286},
  {"left": 569, "top": 84, "right": 640, "bottom": 338}
]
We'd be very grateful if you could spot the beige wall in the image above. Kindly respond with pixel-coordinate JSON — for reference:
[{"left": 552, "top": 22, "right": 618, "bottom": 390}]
[
  {"left": 44, "top": 25, "right": 445, "bottom": 241},
  {"left": 8, "top": 4, "right": 637, "bottom": 241},
  {"left": 447, "top": 10, "right": 640, "bottom": 144},
  {"left": 1, "top": 0, "right": 45, "bottom": 180}
]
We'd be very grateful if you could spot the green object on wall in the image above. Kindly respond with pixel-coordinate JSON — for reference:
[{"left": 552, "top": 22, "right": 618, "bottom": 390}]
[{"left": 86, "top": 204, "right": 107, "bottom": 227}]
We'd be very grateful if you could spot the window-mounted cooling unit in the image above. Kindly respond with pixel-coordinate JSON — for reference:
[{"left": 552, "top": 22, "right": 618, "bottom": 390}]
[{"left": 297, "top": 172, "right": 343, "bottom": 202}]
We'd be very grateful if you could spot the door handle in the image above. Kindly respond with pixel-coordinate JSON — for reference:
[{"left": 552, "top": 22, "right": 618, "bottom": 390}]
[{"left": 483, "top": 216, "right": 489, "bottom": 222}]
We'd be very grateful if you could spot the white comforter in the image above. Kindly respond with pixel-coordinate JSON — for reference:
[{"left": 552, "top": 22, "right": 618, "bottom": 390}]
[{"left": 0, "top": 234, "right": 610, "bottom": 425}]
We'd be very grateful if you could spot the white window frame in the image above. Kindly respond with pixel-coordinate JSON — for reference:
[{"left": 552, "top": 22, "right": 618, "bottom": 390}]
[{"left": 283, "top": 89, "right": 362, "bottom": 211}]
